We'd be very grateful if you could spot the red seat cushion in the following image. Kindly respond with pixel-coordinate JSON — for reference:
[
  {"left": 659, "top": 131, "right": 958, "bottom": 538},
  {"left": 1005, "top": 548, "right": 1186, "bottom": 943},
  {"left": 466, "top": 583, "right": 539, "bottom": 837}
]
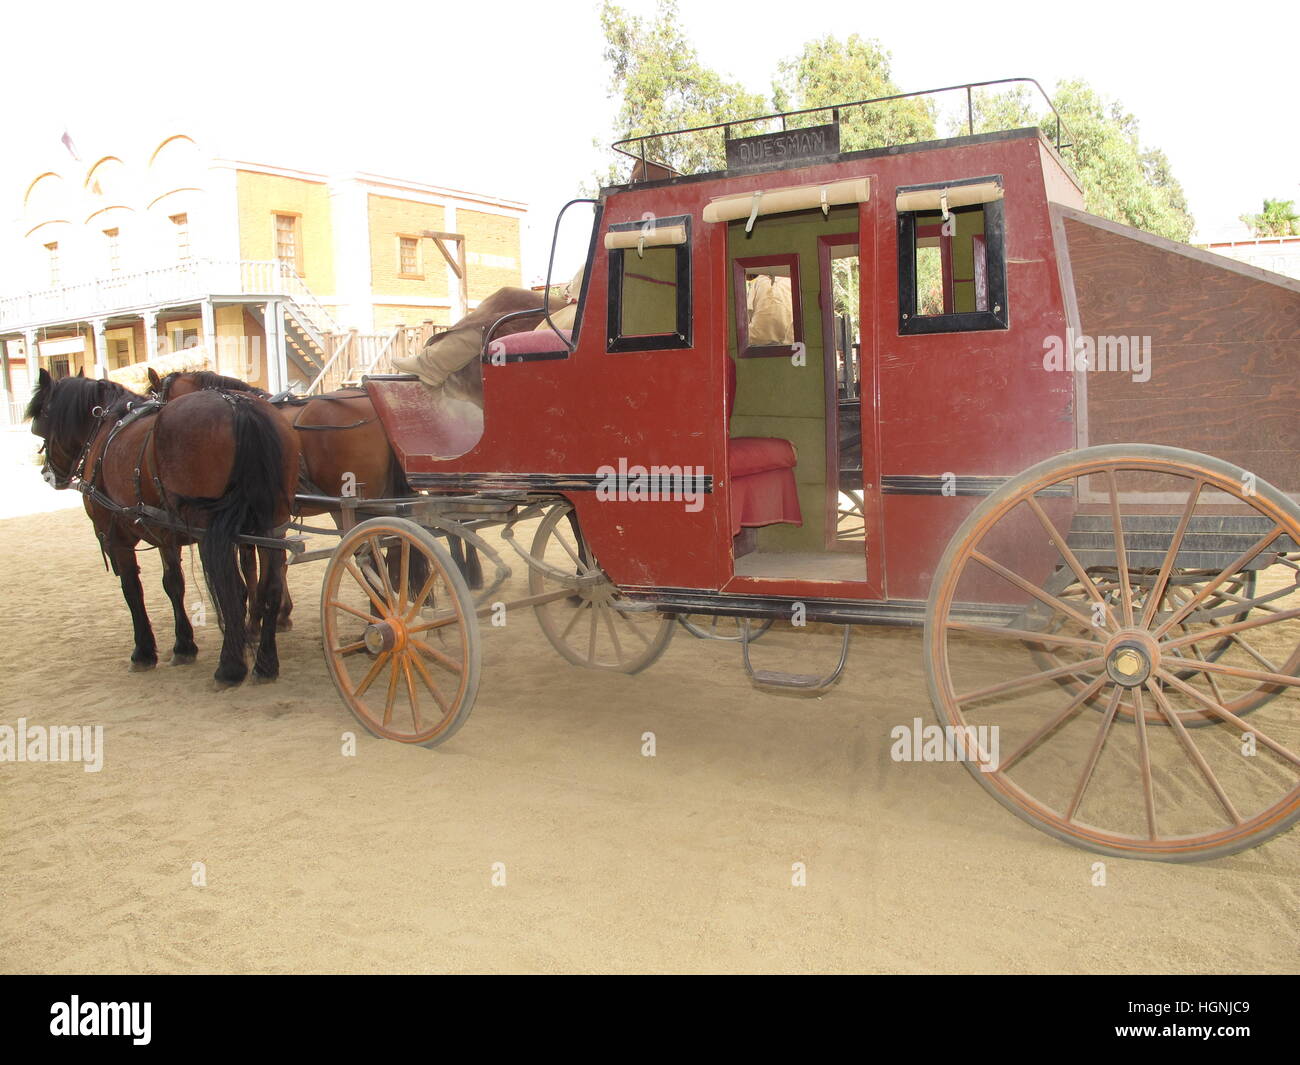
[
  {"left": 494, "top": 328, "right": 572, "bottom": 356},
  {"left": 729, "top": 436, "right": 797, "bottom": 477}
]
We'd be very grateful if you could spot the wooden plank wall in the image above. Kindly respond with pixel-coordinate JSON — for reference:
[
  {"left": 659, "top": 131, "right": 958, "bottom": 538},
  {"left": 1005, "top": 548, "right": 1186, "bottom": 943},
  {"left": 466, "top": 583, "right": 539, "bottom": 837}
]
[{"left": 1065, "top": 215, "right": 1300, "bottom": 493}]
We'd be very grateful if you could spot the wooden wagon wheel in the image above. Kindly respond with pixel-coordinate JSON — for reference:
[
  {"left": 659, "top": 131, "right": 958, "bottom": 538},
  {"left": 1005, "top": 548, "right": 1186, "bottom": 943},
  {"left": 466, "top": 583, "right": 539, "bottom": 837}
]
[
  {"left": 528, "top": 502, "right": 674, "bottom": 673},
  {"left": 924, "top": 444, "right": 1300, "bottom": 861},
  {"left": 321, "top": 517, "right": 481, "bottom": 747},
  {"left": 677, "top": 614, "right": 775, "bottom": 642},
  {"left": 1025, "top": 568, "right": 1260, "bottom": 726}
]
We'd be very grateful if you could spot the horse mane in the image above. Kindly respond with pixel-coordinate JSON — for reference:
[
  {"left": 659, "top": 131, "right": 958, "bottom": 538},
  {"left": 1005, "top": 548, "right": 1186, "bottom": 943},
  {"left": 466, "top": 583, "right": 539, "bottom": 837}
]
[
  {"left": 176, "top": 370, "right": 270, "bottom": 398},
  {"left": 28, "top": 376, "right": 143, "bottom": 443}
]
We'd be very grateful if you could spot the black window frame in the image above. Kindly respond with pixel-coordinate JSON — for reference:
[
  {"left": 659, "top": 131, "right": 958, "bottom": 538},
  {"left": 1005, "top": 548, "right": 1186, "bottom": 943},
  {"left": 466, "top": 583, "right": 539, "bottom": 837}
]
[
  {"left": 897, "top": 176, "right": 1008, "bottom": 335},
  {"left": 606, "top": 213, "right": 692, "bottom": 352}
]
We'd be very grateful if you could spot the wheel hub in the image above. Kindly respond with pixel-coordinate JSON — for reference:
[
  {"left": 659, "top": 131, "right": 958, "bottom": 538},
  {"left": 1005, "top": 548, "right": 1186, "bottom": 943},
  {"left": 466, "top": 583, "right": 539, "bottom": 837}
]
[
  {"left": 1104, "top": 630, "right": 1159, "bottom": 688},
  {"left": 363, "top": 619, "right": 405, "bottom": 656}
]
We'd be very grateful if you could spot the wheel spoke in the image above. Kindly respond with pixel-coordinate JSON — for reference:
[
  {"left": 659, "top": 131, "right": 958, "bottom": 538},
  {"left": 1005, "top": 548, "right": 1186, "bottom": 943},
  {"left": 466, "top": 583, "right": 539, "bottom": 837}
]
[
  {"left": 1156, "top": 669, "right": 1300, "bottom": 770},
  {"left": 332, "top": 639, "right": 367, "bottom": 656},
  {"left": 947, "top": 619, "right": 1103, "bottom": 650},
  {"left": 1139, "top": 478, "right": 1202, "bottom": 628},
  {"left": 1162, "top": 605, "right": 1300, "bottom": 649},
  {"left": 587, "top": 605, "right": 598, "bottom": 663},
  {"left": 1131, "top": 686, "right": 1157, "bottom": 840},
  {"left": 599, "top": 603, "right": 624, "bottom": 661},
  {"left": 1162, "top": 656, "right": 1300, "bottom": 690},
  {"left": 996, "top": 674, "right": 1107, "bottom": 773},
  {"left": 1024, "top": 495, "right": 1119, "bottom": 629},
  {"left": 369, "top": 535, "right": 397, "bottom": 610},
  {"left": 1153, "top": 525, "right": 1285, "bottom": 638},
  {"left": 410, "top": 636, "right": 464, "bottom": 675},
  {"left": 1105, "top": 470, "right": 1134, "bottom": 627},
  {"left": 344, "top": 559, "right": 390, "bottom": 617},
  {"left": 408, "top": 651, "right": 451, "bottom": 715},
  {"left": 1144, "top": 679, "right": 1242, "bottom": 825},
  {"left": 329, "top": 599, "right": 380, "bottom": 624},
  {"left": 383, "top": 656, "right": 400, "bottom": 726},
  {"left": 561, "top": 600, "right": 590, "bottom": 640},
  {"left": 956, "top": 655, "right": 1106, "bottom": 706},
  {"left": 1066, "top": 686, "right": 1124, "bottom": 822},
  {"left": 401, "top": 654, "right": 420, "bottom": 732},
  {"left": 970, "top": 550, "right": 1100, "bottom": 632},
  {"left": 403, "top": 568, "right": 440, "bottom": 622},
  {"left": 398, "top": 540, "right": 410, "bottom": 611},
  {"left": 354, "top": 649, "right": 391, "bottom": 698},
  {"left": 615, "top": 606, "right": 653, "bottom": 647},
  {"left": 408, "top": 612, "right": 460, "bottom": 634}
]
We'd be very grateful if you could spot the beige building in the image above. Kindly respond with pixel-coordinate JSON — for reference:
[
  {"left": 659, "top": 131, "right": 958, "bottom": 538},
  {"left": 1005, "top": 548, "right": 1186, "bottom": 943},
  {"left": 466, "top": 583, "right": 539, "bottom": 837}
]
[{"left": 0, "top": 131, "right": 526, "bottom": 421}]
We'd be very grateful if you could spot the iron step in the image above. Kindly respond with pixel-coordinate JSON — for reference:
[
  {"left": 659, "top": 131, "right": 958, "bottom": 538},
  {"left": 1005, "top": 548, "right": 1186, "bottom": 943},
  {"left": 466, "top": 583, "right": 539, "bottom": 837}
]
[{"left": 741, "top": 623, "right": 850, "bottom": 695}]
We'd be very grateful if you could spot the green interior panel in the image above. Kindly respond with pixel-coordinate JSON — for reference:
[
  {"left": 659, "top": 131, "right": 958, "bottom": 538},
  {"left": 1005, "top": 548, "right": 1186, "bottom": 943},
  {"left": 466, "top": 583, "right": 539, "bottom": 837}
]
[
  {"left": 620, "top": 246, "right": 678, "bottom": 336},
  {"left": 727, "top": 206, "right": 856, "bottom": 553},
  {"left": 914, "top": 207, "right": 986, "bottom": 314}
]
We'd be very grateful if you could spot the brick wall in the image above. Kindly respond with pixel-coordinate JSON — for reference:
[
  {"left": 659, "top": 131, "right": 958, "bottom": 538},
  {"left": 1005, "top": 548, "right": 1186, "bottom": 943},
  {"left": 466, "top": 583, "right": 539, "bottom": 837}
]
[{"left": 236, "top": 171, "right": 336, "bottom": 297}]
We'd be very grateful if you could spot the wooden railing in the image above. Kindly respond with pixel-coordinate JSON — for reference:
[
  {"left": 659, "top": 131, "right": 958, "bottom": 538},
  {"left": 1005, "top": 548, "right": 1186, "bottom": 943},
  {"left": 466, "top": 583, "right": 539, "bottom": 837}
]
[
  {"left": 304, "top": 320, "right": 444, "bottom": 395},
  {"left": 0, "top": 259, "right": 335, "bottom": 332}
]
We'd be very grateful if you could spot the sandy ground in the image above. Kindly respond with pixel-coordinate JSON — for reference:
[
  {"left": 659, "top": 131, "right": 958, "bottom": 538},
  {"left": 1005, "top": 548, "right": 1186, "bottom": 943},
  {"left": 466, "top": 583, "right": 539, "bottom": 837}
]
[{"left": 1, "top": 437, "right": 1297, "bottom": 973}]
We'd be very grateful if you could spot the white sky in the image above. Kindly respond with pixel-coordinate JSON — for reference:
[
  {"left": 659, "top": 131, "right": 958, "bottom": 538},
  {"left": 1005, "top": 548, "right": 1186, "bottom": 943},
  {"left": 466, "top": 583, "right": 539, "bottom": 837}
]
[{"left": 4, "top": 0, "right": 1295, "bottom": 282}]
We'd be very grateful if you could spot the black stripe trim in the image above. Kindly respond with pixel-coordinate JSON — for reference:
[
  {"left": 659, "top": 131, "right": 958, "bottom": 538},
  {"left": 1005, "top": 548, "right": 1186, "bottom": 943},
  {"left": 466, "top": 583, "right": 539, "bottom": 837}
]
[
  {"left": 882, "top": 475, "right": 1073, "bottom": 497},
  {"left": 407, "top": 472, "right": 714, "bottom": 493}
]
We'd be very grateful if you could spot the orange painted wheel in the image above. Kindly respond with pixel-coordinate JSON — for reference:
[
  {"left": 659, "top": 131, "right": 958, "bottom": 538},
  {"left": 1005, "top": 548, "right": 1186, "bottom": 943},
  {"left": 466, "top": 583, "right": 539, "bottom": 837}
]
[
  {"left": 321, "top": 517, "right": 480, "bottom": 747},
  {"left": 924, "top": 444, "right": 1300, "bottom": 862}
]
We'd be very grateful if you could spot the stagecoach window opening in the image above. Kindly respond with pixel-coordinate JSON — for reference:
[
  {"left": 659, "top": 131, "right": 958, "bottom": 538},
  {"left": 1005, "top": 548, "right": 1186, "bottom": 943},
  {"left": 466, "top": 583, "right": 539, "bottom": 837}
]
[
  {"left": 606, "top": 214, "right": 692, "bottom": 353},
  {"left": 733, "top": 253, "right": 802, "bottom": 357},
  {"left": 897, "top": 177, "right": 1007, "bottom": 334}
]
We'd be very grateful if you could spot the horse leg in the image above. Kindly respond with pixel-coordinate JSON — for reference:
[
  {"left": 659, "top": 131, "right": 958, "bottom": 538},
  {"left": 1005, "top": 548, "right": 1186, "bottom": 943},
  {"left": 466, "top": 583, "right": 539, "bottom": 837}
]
[
  {"left": 277, "top": 576, "right": 294, "bottom": 631},
  {"left": 240, "top": 544, "right": 261, "bottom": 640},
  {"left": 251, "top": 546, "right": 285, "bottom": 682},
  {"left": 111, "top": 539, "right": 158, "bottom": 672},
  {"left": 160, "top": 542, "right": 199, "bottom": 665},
  {"left": 207, "top": 542, "right": 249, "bottom": 688}
]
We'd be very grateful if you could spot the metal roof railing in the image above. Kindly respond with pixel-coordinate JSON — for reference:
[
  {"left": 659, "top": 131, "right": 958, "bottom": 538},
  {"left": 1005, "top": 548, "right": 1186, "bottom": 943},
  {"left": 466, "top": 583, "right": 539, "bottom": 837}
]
[{"left": 611, "top": 77, "right": 1075, "bottom": 182}]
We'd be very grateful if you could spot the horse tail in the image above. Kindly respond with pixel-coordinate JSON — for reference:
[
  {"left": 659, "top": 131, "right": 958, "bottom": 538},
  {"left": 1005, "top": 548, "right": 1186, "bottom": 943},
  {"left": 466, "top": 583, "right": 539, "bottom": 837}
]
[{"left": 197, "top": 396, "right": 288, "bottom": 679}]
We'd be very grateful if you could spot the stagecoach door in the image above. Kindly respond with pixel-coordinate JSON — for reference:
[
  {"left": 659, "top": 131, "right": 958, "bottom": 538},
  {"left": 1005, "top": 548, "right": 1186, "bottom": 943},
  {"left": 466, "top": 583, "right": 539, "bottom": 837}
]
[{"left": 725, "top": 206, "right": 879, "bottom": 594}]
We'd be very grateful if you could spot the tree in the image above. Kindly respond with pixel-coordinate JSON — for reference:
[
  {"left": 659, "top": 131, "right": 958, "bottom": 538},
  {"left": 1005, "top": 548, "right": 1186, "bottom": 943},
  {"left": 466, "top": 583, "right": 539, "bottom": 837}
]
[
  {"left": 771, "top": 35, "right": 934, "bottom": 151},
  {"left": 967, "top": 79, "right": 1195, "bottom": 243},
  {"left": 1240, "top": 198, "right": 1300, "bottom": 237},
  {"left": 597, "top": 0, "right": 765, "bottom": 179}
]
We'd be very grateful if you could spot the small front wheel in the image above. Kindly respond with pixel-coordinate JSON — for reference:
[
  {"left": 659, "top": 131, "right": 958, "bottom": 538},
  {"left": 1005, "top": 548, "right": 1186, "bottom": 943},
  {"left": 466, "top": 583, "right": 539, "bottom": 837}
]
[{"left": 321, "top": 517, "right": 481, "bottom": 746}]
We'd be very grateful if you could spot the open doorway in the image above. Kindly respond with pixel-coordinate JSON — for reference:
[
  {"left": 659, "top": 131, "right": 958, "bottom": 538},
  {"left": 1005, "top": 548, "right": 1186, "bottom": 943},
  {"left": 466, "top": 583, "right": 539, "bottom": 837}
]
[{"left": 724, "top": 208, "right": 868, "bottom": 585}]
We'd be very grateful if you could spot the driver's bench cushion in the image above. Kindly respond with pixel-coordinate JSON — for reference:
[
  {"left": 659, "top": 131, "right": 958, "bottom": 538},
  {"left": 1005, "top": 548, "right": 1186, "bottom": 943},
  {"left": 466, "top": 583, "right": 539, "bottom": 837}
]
[{"left": 725, "top": 358, "right": 802, "bottom": 537}]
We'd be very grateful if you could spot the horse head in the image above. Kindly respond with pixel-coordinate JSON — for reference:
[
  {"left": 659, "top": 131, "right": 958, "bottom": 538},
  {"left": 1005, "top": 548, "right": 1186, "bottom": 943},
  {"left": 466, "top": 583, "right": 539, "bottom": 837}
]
[{"left": 26, "top": 368, "right": 140, "bottom": 489}]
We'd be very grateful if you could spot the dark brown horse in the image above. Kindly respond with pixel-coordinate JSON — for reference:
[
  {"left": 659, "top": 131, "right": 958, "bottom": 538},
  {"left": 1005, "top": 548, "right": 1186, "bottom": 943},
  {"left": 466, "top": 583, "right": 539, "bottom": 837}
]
[
  {"left": 27, "top": 369, "right": 298, "bottom": 686},
  {"left": 149, "top": 369, "right": 484, "bottom": 594}
]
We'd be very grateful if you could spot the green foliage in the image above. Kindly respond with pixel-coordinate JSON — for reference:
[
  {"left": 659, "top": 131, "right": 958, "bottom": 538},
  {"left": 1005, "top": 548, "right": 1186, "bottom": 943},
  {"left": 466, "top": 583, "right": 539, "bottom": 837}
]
[
  {"left": 1240, "top": 198, "right": 1300, "bottom": 237},
  {"left": 771, "top": 35, "right": 935, "bottom": 151},
  {"left": 596, "top": 0, "right": 765, "bottom": 181},
  {"left": 967, "top": 80, "right": 1195, "bottom": 242},
  {"left": 595, "top": 11, "right": 1195, "bottom": 245}
]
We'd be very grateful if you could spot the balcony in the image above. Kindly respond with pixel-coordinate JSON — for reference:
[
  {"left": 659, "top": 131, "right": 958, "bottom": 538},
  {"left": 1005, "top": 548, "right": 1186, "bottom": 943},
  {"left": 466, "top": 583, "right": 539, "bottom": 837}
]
[{"left": 0, "top": 259, "right": 325, "bottom": 333}]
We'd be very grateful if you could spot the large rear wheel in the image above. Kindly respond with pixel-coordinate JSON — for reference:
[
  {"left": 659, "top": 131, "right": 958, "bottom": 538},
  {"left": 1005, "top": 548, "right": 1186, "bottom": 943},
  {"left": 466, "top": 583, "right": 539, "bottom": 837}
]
[{"left": 924, "top": 445, "right": 1300, "bottom": 861}]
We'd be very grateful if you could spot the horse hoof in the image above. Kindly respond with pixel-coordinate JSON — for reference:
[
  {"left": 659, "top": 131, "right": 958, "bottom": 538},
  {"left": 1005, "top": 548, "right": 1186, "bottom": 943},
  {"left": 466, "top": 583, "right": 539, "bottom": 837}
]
[
  {"left": 252, "top": 671, "right": 278, "bottom": 685},
  {"left": 170, "top": 652, "right": 198, "bottom": 666},
  {"left": 211, "top": 673, "right": 246, "bottom": 691},
  {"left": 129, "top": 659, "right": 157, "bottom": 673},
  {"left": 276, "top": 619, "right": 293, "bottom": 632}
]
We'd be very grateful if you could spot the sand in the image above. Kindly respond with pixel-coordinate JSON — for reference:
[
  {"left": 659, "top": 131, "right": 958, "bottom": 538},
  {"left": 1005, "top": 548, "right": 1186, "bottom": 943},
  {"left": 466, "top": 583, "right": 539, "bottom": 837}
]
[{"left": 1, "top": 437, "right": 1297, "bottom": 973}]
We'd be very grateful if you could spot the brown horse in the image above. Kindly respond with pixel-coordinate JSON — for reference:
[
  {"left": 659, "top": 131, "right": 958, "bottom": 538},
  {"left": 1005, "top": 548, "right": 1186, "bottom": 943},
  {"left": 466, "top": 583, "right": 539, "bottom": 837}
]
[{"left": 27, "top": 369, "right": 298, "bottom": 686}]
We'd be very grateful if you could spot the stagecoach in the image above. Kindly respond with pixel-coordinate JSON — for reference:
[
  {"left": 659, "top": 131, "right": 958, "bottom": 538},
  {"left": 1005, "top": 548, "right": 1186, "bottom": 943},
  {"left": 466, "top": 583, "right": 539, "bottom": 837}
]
[{"left": 106, "top": 80, "right": 1300, "bottom": 861}]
